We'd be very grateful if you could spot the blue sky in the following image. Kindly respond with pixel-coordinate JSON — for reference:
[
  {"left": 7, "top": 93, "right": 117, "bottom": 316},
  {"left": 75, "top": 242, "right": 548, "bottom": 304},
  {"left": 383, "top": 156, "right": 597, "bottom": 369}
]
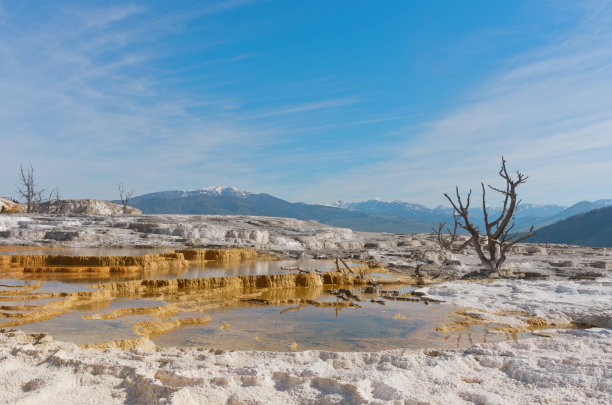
[{"left": 1, "top": 0, "right": 612, "bottom": 207}]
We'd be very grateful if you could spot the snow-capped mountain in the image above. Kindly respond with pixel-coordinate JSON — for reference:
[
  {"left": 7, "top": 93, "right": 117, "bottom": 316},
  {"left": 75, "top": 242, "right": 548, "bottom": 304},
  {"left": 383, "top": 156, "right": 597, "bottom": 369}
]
[
  {"left": 328, "top": 199, "right": 440, "bottom": 223},
  {"left": 126, "top": 188, "right": 437, "bottom": 233},
  {"left": 433, "top": 203, "right": 566, "bottom": 218},
  {"left": 330, "top": 199, "right": 571, "bottom": 232},
  {"left": 329, "top": 199, "right": 431, "bottom": 212},
  {"left": 124, "top": 188, "right": 612, "bottom": 235},
  {"left": 183, "top": 186, "right": 251, "bottom": 198},
  {"left": 133, "top": 186, "right": 251, "bottom": 201}
]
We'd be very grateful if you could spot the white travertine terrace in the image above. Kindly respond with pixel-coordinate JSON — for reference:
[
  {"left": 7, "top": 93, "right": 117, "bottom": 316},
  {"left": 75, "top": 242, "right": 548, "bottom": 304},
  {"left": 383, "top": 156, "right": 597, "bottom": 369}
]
[{"left": 0, "top": 213, "right": 611, "bottom": 404}]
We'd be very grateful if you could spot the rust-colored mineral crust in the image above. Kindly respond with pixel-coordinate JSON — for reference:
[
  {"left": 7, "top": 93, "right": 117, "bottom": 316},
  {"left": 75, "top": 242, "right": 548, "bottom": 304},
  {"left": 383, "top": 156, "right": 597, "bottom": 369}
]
[{"left": 0, "top": 248, "right": 370, "bottom": 343}]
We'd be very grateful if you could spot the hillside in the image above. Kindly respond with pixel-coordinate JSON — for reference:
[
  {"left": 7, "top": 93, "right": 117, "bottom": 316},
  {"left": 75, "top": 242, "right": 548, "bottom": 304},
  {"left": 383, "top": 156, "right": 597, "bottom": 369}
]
[
  {"left": 128, "top": 188, "right": 434, "bottom": 233},
  {"left": 330, "top": 200, "right": 447, "bottom": 223},
  {"left": 127, "top": 187, "right": 612, "bottom": 237},
  {"left": 336, "top": 199, "right": 612, "bottom": 235},
  {"left": 332, "top": 199, "right": 566, "bottom": 232},
  {"left": 528, "top": 199, "right": 612, "bottom": 230},
  {"left": 532, "top": 206, "right": 612, "bottom": 247}
]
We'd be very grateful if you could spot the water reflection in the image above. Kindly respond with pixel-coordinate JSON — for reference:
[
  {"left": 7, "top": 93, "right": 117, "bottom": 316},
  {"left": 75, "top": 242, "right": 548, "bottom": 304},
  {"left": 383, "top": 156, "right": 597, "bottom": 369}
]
[{"left": 2, "top": 249, "right": 535, "bottom": 351}]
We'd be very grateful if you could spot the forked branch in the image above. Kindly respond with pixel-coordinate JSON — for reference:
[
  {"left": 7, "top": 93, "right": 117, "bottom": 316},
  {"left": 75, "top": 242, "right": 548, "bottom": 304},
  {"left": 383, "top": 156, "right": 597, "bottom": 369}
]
[
  {"left": 444, "top": 157, "right": 536, "bottom": 275},
  {"left": 118, "top": 182, "right": 135, "bottom": 214}
]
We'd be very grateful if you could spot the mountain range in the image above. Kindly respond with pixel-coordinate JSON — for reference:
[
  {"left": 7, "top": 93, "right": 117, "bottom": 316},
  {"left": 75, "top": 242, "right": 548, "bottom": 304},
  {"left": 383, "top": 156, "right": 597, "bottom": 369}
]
[
  {"left": 127, "top": 187, "right": 435, "bottom": 233},
  {"left": 327, "top": 198, "right": 612, "bottom": 233},
  {"left": 328, "top": 199, "right": 571, "bottom": 231},
  {"left": 124, "top": 186, "right": 612, "bottom": 246}
]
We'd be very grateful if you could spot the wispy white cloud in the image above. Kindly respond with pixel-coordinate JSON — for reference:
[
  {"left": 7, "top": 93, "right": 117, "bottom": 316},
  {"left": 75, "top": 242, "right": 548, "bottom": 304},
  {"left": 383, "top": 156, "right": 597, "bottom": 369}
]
[
  {"left": 242, "top": 98, "right": 362, "bottom": 120},
  {"left": 73, "top": 4, "right": 146, "bottom": 28},
  {"left": 196, "top": 0, "right": 263, "bottom": 17},
  {"left": 0, "top": 2, "right": 277, "bottom": 198},
  {"left": 294, "top": 1, "right": 612, "bottom": 206},
  {"left": 0, "top": 0, "right": 366, "bottom": 200},
  {"left": 3, "top": 1, "right": 611, "bottom": 207}
]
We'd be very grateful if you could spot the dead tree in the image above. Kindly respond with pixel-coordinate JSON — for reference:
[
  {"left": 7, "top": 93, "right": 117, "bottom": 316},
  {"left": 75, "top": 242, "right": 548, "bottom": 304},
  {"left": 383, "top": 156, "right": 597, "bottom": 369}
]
[
  {"left": 44, "top": 187, "right": 61, "bottom": 213},
  {"left": 432, "top": 215, "right": 471, "bottom": 252},
  {"left": 444, "top": 157, "right": 536, "bottom": 275},
  {"left": 432, "top": 216, "right": 458, "bottom": 251},
  {"left": 118, "top": 182, "right": 134, "bottom": 214},
  {"left": 16, "top": 163, "right": 43, "bottom": 213},
  {"left": 54, "top": 188, "right": 65, "bottom": 212}
]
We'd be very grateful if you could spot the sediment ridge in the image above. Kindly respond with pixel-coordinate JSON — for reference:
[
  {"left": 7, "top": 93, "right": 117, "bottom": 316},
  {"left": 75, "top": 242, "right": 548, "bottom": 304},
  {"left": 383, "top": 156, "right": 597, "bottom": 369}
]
[
  {"left": 0, "top": 248, "right": 265, "bottom": 274},
  {"left": 0, "top": 248, "right": 378, "bottom": 343}
]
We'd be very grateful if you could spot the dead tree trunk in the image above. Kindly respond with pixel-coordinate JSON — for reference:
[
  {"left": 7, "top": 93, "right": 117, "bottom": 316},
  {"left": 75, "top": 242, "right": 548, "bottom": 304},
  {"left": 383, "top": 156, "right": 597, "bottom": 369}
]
[
  {"left": 432, "top": 215, "right": 458, "bottom": 251},
  {"left": 16, "top": 163, "right": 42, "bottom": 213},
  {"left": 433, "top": 215, "right": 472, "bottom": 252},
  {"left": 44, "top": 187, "right": 60, "bottom": 213},
  {"left": 433, "top": 221, "right": 453, "bottom": 251},
  {"left": 118, "top": 182, "right": 134, "bottom": 214},
  {"left": 444, "top": 157, "right": 536, "bottom": 275}
]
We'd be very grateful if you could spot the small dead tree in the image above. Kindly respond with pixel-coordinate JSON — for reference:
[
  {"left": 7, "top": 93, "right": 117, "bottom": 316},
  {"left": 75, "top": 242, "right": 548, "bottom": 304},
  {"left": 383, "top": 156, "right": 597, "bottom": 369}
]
[
  {"left": 433, "top": 222, "right": 455, "bottom": 251},
  {"left": 54, "top": 188, "right": 66, "bottom": 213},
  {"left": 44, "top": 187, "right": 61, "bottom": 213},
  {"left": 16, "top": 163, "right": 43, "bottom": 213},
  {"left": 433, "top": 215, "right": 472, "bottom": 252},
  {"left": 33, "top": 188, "right": 44, "bottom": 212},
  {"left": 444, "top": 157, "right": 536, "bottom": 275},
  {"left": 432, "top": 215, "right": 459, "bottom": 251},
  {"left": 118, "top": 182, "right": 134, "bottom": 214}
]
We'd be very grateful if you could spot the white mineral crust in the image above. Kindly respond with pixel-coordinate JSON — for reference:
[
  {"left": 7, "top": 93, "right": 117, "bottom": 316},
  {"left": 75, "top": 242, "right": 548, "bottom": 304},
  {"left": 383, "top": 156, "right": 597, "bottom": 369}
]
[
  {"left": 0, "top": 328, "right": 609, "bottom": 404},
  {"left": 0, "top": 214, "right": 611, "bottom": 403}
]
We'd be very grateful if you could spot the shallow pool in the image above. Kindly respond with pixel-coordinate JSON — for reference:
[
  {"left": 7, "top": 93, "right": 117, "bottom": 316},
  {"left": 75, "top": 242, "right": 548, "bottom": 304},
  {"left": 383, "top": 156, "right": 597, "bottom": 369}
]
[{"left": 1, "top": 248, "right": 530, "bottom": 351}]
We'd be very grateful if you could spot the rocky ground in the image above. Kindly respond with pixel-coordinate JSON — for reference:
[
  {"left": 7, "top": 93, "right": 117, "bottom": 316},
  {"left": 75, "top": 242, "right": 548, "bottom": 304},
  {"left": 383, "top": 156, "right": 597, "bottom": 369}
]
[
  {"left": 0, "top": 199, "right": 140, "bottom": 215},
  {"left": 1, "top": 213, "right": 609, "bottom": 278},
  {"left": 1, "top": 327, "right": 609, "bottom": 405},
  {"left": 0, "top": 198, "right": 24, "bottom": 213},
  {"left": 0, "top": 213, "right": 611, "bottom": 404}
]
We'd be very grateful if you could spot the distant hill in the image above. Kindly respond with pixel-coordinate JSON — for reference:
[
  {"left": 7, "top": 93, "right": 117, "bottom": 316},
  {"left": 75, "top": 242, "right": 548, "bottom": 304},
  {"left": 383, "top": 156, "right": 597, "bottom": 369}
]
[
  {"left": 330, "top": 200, "right": 446, "bottom": 223},
  {"left": 531, "top": 206, "right": 612, "bottom": 247},
  {"left": 431, "top": 202, "right": 566, "bottom": 220},
  {"left": 527, "top": 199, "right": 612, "bottom": 230},
  {"left": 127, "top": 187, "right": 434, "bottom": 233},
  {"left": 126, "top": 187, "right": 611, "bottom": 237},
  {"left": 330, "top": 199, "right": 565, "bottom": 232}
]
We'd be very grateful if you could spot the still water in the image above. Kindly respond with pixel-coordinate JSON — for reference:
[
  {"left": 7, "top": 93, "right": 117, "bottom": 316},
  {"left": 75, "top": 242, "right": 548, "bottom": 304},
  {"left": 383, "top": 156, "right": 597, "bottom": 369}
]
[{"left": 2, "top": 249, "right": 527, "bottom": 351}]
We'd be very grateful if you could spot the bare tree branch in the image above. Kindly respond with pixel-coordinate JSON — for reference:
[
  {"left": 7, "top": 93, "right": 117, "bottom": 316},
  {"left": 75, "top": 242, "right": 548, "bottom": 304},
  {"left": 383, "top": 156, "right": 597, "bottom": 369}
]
[
  {"left": 432, "top": 215, "right": 463, "bottom": 252},
  {"left": 118, "top": 182, "right": 135, "bottom": 214},
  {"left": 16, "top": 163, "right": 43, "bottom": 213},
  {"left": 44, "top": 187, "right": 60, "bottom": 213},
  {"left": 443, "top": 157, "right": 536, "bottom": 276}
]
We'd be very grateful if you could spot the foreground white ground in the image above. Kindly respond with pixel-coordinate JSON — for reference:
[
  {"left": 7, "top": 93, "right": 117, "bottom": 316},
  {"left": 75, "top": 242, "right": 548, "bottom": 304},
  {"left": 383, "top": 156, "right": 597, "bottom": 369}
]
[
  {"left": 416, "top": 278, "right": 612, "bottom": 329},
  {"left": 1, "top": 328, "right": 610, "bottom": 405},
  {"left": 1, "top": 214, "right": 611, "bottom": 403}
]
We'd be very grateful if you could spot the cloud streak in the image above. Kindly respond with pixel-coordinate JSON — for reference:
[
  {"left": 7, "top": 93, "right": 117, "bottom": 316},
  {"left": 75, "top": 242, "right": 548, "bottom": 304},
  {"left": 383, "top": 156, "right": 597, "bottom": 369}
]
[
  {"left": 0, "top": 1, "right": 354, "bottom": 199},
  {"left": 296, "top": 1, "right": 612, "bottom": 206},
  {"left": 1, "top": 1, "right": 611, "bottom": 208}
]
